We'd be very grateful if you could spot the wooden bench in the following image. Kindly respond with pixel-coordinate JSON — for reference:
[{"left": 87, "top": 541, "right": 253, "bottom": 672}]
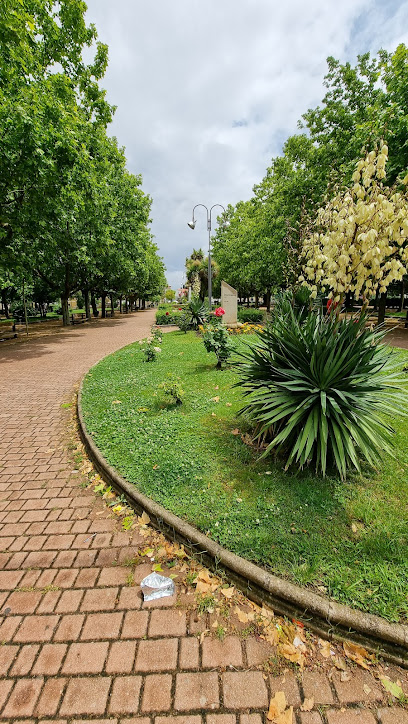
[
  {"left": 70, "top": 312, "right": 89, "bottom": 324},
  {"left": 0, "top": 321, "right": 17, "bottom": 342}
]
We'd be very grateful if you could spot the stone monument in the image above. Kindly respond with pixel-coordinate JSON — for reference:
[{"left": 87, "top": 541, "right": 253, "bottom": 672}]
[{"left": 221, "top": 281, "right": 238, "bottom": 327}]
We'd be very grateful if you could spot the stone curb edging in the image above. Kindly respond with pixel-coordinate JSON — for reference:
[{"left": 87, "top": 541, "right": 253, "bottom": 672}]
[{"left": 77, "top": 380, "right": 408, "bottom": 668}]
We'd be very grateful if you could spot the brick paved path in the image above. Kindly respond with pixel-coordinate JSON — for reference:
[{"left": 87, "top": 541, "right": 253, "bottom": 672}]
[{"left": 0, "top": 313, "right": 407, "bottom": 724}]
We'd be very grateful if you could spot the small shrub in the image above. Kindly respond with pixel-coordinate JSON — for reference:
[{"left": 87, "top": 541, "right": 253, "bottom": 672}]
[
  {"left": 202, "top": 323, "right": 234, "bottom": 368},
  {"left": 187, "top": 297, "right": 208, "bottom": 329},
  {"left": 155, "top": 309, "right": 182, "bottom": 325},
  {"left": 159, "top": 374, "right": 185, "bottom": 404},
  {"left": 238, "top": 307, "right": 264, "bottom": 324},
  {"left": 234, "top": 298, "right": 408, "bottom": 478}
]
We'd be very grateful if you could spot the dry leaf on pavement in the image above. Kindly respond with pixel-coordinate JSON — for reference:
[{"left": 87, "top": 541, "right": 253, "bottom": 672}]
[
  {"left": 267, "top": 691, "right": 286, "bottom": 720},
  {"left": 343, "top": 642, "right": 373, "bottom": 670},
  {"left": 301, "top": 697, "right": 314, "bottom": 712},
  {"left": 138, "top": 511, "right": 151, "bottom": 526}
]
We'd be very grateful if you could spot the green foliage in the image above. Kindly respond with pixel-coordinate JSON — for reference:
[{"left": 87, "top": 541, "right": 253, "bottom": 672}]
[
  {"left": 238, "top": 308, "right": 264, "bottom": 324},
  {"left": 159, "top": 375, "right": 185, "bottom": 405},
  {"left": 235, "top": 300, "right": 408, "bottom": 479},
  {"left": 155, "top": 309, "right": 183, "bottom": 325},
  {"left": 202, "top": 322, "right": 234, "bottom": 368},
  {"left": 187, "top": 297, "right": 208, "bottom": 329}
]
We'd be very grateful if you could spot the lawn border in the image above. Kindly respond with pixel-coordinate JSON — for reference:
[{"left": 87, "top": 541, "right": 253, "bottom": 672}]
[{"left": 77, "top": 378, "right": 408, "bottom": 667}]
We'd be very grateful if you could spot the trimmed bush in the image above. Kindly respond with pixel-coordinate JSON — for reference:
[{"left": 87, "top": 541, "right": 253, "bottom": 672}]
[
  {"left": 155, "top": 309, "right": 183, "bottom": 325},
  {"left": 238, "top": 307, "right": 264, "bottom": 324}
]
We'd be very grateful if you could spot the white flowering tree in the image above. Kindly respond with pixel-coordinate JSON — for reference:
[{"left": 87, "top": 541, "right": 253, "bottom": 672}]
[{"left": 299, "top": 145, "right": 408, "bottom": 315}]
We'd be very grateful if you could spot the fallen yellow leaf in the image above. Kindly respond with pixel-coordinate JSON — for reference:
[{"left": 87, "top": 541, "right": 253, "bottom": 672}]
[
  {"left": 211, "top": 396, "right": 220, "bottom": 402},
  {"left": 267, "top": 691, "right": 286, "bottom": 721},
  {"left": 220, "top": 587, "right": 235, "bottom": 599},
  {"left": 231, "top": 428, "right": 240, "bottom": 435},
  {"left": 301, "top": 696, "right": 314, "bottom": 712},
  {"left": 278, "top": 643, "right": 305, "bottom": 668},
  {"left": 343, "top": 642, "right": 373, "bottom": 670},
  {"left": 138, "top": 511, "right": 151, "bottom": 526}
]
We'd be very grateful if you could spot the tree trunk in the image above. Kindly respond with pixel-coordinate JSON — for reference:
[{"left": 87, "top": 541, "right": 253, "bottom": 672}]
[
  {"left": 400, "top": 279, "right": 405, "bottom": 312},
  {"left": 142, "top": 299, "right": 146, "bottom": 309},
  {"left": 110, "top": 293, "right": 115, "bottom": 317},
  {"left": 101, "top": 293, "right": 106, "bottom": 318},
  {"left": 255, "top": 293, "right": 259, "bottom": 308},
  {"left": 124, "top": 298, "right": 128, "bottom": 313},
  {"left": 265, "top": 291, "right": 271, "bottom": 312},
  {"left": 83, "top": 289, "right": 91, "bottom": 320},
  {"left": 119, "top": 296, "right": 122, "bottom": 314},
  {"left": 246, "top": 296, "right": 250, "bottom": 308},
  {"left": 61, "top": 296, "right": 70, "bottom": 326},
  {"left": 377, "top": 291, "right": 387, "bottom": 325},
  {"left": 1, "top": 290, "right": 9, "bottom": 318},
  {"left": 373, "top": 288, "right": 379, "bottom": 311},
  {"left": 91, "top": 294, "right": 99, "bottom": 317}
]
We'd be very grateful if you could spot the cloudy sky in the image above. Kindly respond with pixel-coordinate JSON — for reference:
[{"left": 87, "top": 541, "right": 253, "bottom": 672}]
[{"left": 84, "top": 0, "right": 408, "bottom": 290}]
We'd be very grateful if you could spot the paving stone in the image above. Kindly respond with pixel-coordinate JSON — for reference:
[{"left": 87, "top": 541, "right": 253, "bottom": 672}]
[
  {"left": 0, "top": 644, "right": 18, "bottom": 675},
  {"left": 135, "top": 638, "right": 178, "bottom": 672},
  {"left": 207, "top": 717, "right": 236, "bottom": 724},
  {"left": 0, "top": 678, "right": 14, "bottom": 711},
  {"left": 149, "top": 609, "right": 187, "bottom": 637},
  {"left": 378, "top": 710, "right": 408, "bottom": 724},
  {"left": 332, "top": 671, "right": 384, "bottom": 704},
  {"left": 326, "top": 711, "right": 377, "bottom": 724},
  {"left": 141, "top": 673, "right": 172, "bottom": 712},
  {"left": 240, "top": 715, "right": 262, "bottom": 724},
  {"left": 3, "top": 591, "right": 42, "bottom": 615},
  {"left": 81, "top": 587, "right": 118, "bottom": 611},
  {"left": 81, "top": 612, "right": 123, "bottom": 640},
  {"left": 302, "top": 670, "right": 335, "bottom": 704},
  {"left": 298, "top": 714, "right": 324, "bottom": 724},
  {"left": 245, "top": 637, "right": 275, "bottom": 667},
  {"left": 175, "top": 672, "right": 219, "bottom": 711},
  {"left": 156, "top": 717, "right": 201, "bottom": 724},
  {"left": 10, "top": 643, "right": 40, "bottom": 675},
  {"left": 60, "top": 677, "right": 112, "bottom": 716},
  {"left": 34, "top": 677, "right": 66, "bottom": 716},
  {"left": 202, "top": 636, "right": 243, "bottom": 669},
  {"left": 121, "top": 610, "right": 149, "bottom": 639},
  {"left": 32, "top": 643, "right": 67, "bottom": 675},
  {"left": 105, "top": 640, "right": 137, "bottom": 673},
  {"left": 117, "top": 587, "right": 143, "bottom": 610},
  {"left": 14, "top": 614, "right": 59, "bottom": 642},
  {"left": 269, "top": 672, "right": 302, "bottom": 707},
  {"left": 3, "top": 677, "right": 44, "bottom": 717},
  {"left": 62, "top": 641, "right": 109, "bottom": 674},
  {"left": 223, "top": 672, "right": 268, "bottom": 710},
  {"left": 179, "top": 637, "right": 200, "bottom": 670},
  {"left": 53, "top": 614, "right": 85, "bottom": 641},
  {"left": 109, "top": 675, "right": 143, "bottom": 714}
]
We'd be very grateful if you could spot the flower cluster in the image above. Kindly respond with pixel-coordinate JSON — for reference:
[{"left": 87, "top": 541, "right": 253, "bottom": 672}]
[
  {"left": 299, "top": 144, "right": 408, "bottom": 302},
  {"left": 227, "top": 323, "right": 263, "bottom": 335},
  {"left": 141, "top": 327, "right": 162, "bottom": 362},
  {"left": 214, "top": 307, "right": 225, "bottom": 317}
]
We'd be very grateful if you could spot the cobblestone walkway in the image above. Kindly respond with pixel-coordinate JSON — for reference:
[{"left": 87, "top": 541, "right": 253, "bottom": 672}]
[{"left": 0, "top": 313, "right": 407, "bottom": 724}]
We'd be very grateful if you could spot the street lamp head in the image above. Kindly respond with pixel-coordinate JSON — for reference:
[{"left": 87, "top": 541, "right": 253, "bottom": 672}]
[{"left": 187, "top": 220, "right": 196, "bottom": 230}]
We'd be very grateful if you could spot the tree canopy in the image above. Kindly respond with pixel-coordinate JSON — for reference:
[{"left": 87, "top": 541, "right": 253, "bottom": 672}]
[{"left": 0, "top": 0, "right": 165, "bottom": 323}]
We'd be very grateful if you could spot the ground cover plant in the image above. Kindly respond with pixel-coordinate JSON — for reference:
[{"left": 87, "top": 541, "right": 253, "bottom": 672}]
[{"left": 81, "top": 330, "right": 408, "bottom": 622}]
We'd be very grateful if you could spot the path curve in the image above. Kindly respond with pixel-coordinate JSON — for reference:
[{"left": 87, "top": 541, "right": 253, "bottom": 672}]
[{"left": 0, "top": 313, "right": 407, "bottom": 723}]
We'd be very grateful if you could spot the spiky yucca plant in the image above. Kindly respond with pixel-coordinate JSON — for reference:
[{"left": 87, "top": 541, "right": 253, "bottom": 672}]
[
  {"left": 235, "top": 299, "right": 407, "bottom": 478},
  {"left": 187, "top": 297, "right": 208, "bottom": 329}
]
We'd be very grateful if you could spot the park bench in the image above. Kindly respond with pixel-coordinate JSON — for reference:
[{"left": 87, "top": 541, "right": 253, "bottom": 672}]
[
  {"left": 0, "top": 321, "right": 17, "bottom": 342},
  {"left": 70, "top": 312, "right": 89, "bottom": 324}
]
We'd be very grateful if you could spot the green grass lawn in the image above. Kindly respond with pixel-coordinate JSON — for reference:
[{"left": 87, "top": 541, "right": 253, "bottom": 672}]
[{"left": 81, "top": 330, "right": 408, "bottom": 623}]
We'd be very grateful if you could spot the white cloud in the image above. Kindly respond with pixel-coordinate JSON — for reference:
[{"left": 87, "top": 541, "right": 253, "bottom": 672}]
[{"left": 85, "top": 0, "right": 407, "bottom": 289}]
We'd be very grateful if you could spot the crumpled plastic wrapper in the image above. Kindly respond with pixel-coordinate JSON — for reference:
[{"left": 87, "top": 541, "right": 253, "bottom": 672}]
[{"left": 141, "top": 572, "right": 175, "bottom": 601}]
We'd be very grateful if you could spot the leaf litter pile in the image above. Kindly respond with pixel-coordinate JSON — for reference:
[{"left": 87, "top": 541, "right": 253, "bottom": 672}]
[{"left": 67, "top": 416, "right": 408, "bottom": 719}]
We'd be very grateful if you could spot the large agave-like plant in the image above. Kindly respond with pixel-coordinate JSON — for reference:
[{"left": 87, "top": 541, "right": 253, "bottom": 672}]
[
  {"left": 187, "top": 297, "right": 208, "bottom": 329},
  {"left": 234, "top": 299, "right": 407, "bottom": 478}
]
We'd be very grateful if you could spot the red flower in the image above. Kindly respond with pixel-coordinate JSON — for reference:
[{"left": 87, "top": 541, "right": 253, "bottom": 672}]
[
  {"left": 214, "top": 307, "right": 225, "bottom": 317},
  {"left": 166, "top": 311, "right": 169, "bottom": 316},
  {"left": 326, "top": 299, "right": 338, "bottom": 312}
]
